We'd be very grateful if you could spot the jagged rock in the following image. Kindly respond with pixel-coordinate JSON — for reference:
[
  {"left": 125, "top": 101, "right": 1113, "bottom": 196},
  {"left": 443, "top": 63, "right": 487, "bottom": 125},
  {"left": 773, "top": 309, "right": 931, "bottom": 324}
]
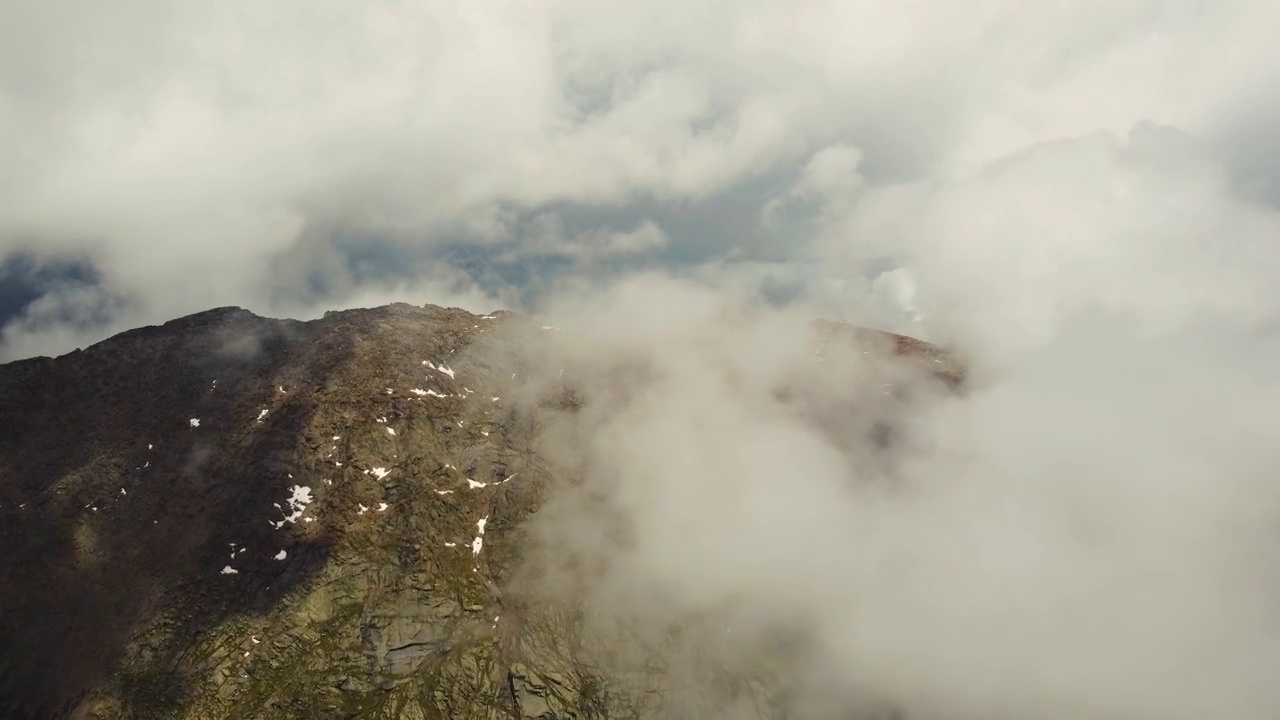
[{"left": 0, "top": 302, "right": 961, "bottom": 719}]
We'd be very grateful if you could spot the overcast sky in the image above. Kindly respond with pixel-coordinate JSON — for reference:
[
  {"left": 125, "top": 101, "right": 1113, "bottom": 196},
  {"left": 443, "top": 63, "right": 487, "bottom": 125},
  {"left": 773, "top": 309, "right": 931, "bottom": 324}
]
[{"left": 2, "top": 0, "right": 1280, "bottom": 359}]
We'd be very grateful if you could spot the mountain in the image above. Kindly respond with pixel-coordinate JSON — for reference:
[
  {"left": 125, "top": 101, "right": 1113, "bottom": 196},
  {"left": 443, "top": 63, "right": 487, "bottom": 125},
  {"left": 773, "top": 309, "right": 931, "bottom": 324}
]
[{"left": 0, "top": 303, "right": 963, "bottom": 720}]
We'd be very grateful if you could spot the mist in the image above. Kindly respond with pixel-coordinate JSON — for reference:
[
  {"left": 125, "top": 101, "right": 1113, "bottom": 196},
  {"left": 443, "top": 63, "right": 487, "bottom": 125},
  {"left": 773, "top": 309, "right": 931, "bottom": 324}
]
[{"left": 495, "top": 128, "right": 1280, "bottom": 719}]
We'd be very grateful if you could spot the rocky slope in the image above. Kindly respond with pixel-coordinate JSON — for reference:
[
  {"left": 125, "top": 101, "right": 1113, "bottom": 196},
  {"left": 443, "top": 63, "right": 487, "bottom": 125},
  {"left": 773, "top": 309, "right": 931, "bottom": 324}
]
[{"left": 0, "top": 303, "right": 963, "bottom": 720}]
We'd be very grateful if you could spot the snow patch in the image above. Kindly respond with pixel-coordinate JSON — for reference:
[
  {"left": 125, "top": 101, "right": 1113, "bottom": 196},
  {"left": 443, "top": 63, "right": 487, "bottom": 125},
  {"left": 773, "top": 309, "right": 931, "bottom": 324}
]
[
  {"left": 189, "top": 418, "right": 200, "bottom": 428},
  {"left": 274, "top": 550, "right": 287, "bottom": 560},
  {"left": 274, "top": 485, "right": 313, "bottom": 528},
  {"left": 471, "top": 516, "right": 489, "bottom": 556},
  {"left": 220, "top": 566, "right": 239, "bottom": 575},
  {"left": 371, "top": 467, "right": 391, "bottom": 480}
]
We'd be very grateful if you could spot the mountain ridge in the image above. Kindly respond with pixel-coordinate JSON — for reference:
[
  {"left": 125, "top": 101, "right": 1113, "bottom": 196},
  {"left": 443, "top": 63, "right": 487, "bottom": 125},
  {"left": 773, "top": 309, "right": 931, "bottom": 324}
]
[{"left": 0, "top": 302, "right": 962, "bottom": 720}]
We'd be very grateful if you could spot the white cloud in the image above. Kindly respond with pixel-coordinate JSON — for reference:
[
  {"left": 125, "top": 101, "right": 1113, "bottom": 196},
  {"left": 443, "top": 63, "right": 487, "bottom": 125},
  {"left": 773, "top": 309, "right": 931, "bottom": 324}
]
[{"left": 5, "top": 0, "right": 1280, "bottom": 359}]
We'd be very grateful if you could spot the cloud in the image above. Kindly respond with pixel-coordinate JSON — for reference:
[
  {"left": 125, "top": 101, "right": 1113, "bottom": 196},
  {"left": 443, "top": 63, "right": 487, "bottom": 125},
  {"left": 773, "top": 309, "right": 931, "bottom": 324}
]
[
  {"left": 493, "top": 118, "right": 1280, "bottom": 719},
  {"left": 5, "top": 0, "right": 1280, "bottom": 358}
]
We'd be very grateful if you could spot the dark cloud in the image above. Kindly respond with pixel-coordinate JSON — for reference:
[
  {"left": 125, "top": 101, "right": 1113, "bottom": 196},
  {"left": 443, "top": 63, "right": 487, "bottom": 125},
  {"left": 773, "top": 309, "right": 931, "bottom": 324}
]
[{"left": 0, "top": 253, "right": 108, "bottom": 343}]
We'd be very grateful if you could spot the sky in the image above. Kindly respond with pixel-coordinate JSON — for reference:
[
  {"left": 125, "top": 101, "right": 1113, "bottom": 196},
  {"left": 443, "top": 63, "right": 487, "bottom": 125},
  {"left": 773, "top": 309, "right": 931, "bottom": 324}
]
[
  {"left": 3, "top": 0, "right": 1279, "bottom": 359},
  {"left": 6, "top": 3, "right": 1280, "bottom": 717}
]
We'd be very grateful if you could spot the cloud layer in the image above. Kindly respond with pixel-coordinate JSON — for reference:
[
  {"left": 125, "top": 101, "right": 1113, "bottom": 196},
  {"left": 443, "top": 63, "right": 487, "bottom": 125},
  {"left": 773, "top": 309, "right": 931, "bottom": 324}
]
[{"left": 4, "top": 0, "right": 1280, "bottom": 357}]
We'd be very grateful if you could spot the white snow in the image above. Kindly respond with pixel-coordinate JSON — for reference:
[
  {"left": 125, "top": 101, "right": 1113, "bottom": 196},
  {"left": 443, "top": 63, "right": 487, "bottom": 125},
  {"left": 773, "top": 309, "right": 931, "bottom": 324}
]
[
  {"left": 278, "top": 386, "right": 286, "bottom": 393},
  {"left": 376, "top": 416, "right": 387, "bottom": 423},
  {"left": 120, "top": 488, "right": 127, "bottom": 495},
  {"left": 386, "top": 388, "right": 394, "bottom": 395},
  {"left": 371, "top": 467, "right": 391, "bottom": 480},
  {"left": 480, "top": 430, "right": 489, "bottom": 437},
  {"left": 376, "top": 502, "right": 388, "bottom": 512},
  {"left": 275, "top": 485, "right": 313, "bottom": 527},
  {"left": 148, "top": 443, "right": 153, "bottom": 450},
  {"left": 251, "top": 636, "right": 260, "bottom": 644},
  {"left": 357, "top": 504, "right": 368, "bottom": 515},
  {"left": 410, "top": 388, "right": 428, "bottom": 396},
  {"left": 385, "top": 427, "right": 396, "bottom": 436},
  {"left": 332, "top": 435, "right": 340, "bottom": 440},
  {"left": 436, "top": 364, "right": 456, "bottom": 379},
  {"left": 221, "top": 566, "right": 239, "bottom": 575},
  {"left": 444, "top": 542, "right": 457, "bottom": 548},
  {"left": 257, "top": 409, "right": 269, "bottom": 421},
  {"left": 189, "top": 418, "right": 200, "bottom": 427},
  {"left": 435, "top": 489, "right": 454, "bottom": 495},
  {"left": 496, "top": 473, "right": 517, "bottom": 485},
  {"left": 467, "top": 479, "right": 487, "bottom": 489},
  {"left": 491, "top": 397, "right": 500, "bottom": 402},
  {"left": 471, "top": 516, "right": 489, "bottom": 556},
  {"left": 274, "top": 550, "right": 287, "bottom": 560},
  {"left": 426, "top": 389, "right": 448, "bottom": 398},
  {"left": 541, "top": 325, "right": 561, "bottom": 330},
  {"left": 481, "top": 315, "right": 496, "bottom": 320}
]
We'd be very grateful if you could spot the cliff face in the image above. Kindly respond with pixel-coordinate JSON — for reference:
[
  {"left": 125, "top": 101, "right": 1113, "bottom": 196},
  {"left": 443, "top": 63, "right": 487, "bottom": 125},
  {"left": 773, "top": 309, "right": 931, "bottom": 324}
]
[{"left": 0, "top": 303, "right": 961, "bottom": 720}]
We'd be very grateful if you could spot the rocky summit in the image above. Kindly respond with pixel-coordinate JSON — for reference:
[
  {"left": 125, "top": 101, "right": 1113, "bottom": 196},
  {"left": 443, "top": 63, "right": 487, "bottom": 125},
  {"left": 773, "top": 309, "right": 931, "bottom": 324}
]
[{"left": 0, "top": 303, "right": 963, "bottom": 720}]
